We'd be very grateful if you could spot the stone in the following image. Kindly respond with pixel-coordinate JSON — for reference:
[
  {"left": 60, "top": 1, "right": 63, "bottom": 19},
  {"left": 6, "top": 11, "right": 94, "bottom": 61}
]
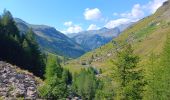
[{"left": 0, "top": 61, "right": 40, "bottom": 99}]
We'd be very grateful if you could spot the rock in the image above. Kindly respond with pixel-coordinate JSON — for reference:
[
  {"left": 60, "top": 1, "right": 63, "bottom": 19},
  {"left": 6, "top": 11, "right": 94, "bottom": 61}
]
[
  {"left": 27, "top": 86, "right": 37, "bottom": 98},
  {"left": 15, "top": 88, "right": 25, "bottom": 97},
  {"left": 0, "top": 61, "right": 41, "bottom": 99}
]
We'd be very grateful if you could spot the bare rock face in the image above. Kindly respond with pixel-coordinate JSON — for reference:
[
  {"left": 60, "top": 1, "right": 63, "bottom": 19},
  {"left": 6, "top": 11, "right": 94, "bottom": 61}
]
[{"left": 0, "top": 61, "right": 40, "bottom": 100}]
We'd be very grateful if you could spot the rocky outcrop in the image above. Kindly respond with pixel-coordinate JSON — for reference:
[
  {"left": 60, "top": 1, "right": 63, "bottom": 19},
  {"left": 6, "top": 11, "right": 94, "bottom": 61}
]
[{"left": 0, "top": 61, "right": 41, "bottom": 100}]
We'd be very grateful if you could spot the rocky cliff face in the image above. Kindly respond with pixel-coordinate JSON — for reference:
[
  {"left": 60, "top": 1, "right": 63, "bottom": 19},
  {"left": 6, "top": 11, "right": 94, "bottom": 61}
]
[{"left": 0, "top": 61, "right": 41, "bottom": 100}]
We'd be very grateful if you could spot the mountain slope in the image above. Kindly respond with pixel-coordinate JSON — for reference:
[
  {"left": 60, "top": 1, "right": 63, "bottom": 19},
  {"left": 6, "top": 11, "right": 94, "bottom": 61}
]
[
  {"left": 15, "top": 18, "right": 86, "bottom": 58},
  {"left": 68, "top": 23, "right": 133, "bottom": 50},
  {"left": 64, "top": 0, "right": 170, "bottom": 73}
]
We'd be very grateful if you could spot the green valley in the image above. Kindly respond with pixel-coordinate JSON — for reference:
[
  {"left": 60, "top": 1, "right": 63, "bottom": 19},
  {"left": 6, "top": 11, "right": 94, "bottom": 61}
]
[{"left": 0, "top": 0, "right": 170, "bottom": 100}]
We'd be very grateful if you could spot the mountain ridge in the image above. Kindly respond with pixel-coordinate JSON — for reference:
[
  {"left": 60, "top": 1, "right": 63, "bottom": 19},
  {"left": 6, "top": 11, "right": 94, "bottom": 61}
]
[
  {"left": 15, "top": 18, "right": 86, "bottom": 58},
  {"left": 68, "top": 23, "right": 133, "bottom": 50}
]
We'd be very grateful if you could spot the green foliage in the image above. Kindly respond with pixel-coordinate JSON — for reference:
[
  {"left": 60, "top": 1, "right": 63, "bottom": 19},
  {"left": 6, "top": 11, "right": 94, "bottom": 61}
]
[
  {"left": 39, "top": 55, "right": 72, "bottom": 99},
  {"left": 114, "top": 44, "right": 145, "bottom": 100},
  {"left": 24, "top": 29, "right": 45, "bottom": 77},
  {"left": 72, "top": 67, "right": 98, "bottom": 100},
  {"left": 145, "top": 34, "right": 170, "bottom": 100},
  {"left": 62, "top": 69, "right": 72, "bottom": 85},
  {"left": 45, "top": 55, "right": 63, "bottom": 80},
  {"left": 95, "top": 77, "right": 114, "bottom": 100},
  {"left": 39, "top": 76, "right": 67, "bottom": 99}
]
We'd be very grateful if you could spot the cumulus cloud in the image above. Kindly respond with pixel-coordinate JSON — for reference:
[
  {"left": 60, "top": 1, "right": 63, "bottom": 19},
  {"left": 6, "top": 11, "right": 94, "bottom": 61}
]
[
  {"left": 105, "top": 18, "right": 131, "bottom": 29},
  {"left": 84, "top": 8, "right": 102, "bottom": 20},
  {"left": 66, "top": 25, "right": 83, "bottom": 33},
  {"left": 120, "top": 4, "right": 144, "bottom": 20},
  {"left": 105, "top": 4, "right": 144, "bottom": 29},
  {"left": 147, "top": 0, "right": 167, "bottom": 13},
  {"left": 87, "top": 24, "right": 99, "bottom": 30},
  {"left": 62, "top": 21, "right": 83, "bottom": 34},
  {"left": 64, "top": 21, "right": 73, "bottom": 27}
]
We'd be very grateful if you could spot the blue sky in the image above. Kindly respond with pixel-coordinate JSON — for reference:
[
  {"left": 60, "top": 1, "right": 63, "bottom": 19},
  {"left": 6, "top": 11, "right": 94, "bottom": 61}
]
[{"left": 0, "top": 0, "right": 166, "bottom": 34}]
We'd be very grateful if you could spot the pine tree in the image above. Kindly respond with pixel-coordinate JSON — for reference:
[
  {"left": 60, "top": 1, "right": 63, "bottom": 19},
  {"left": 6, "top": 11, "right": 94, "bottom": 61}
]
[
  {"left": 62, "top": 69, "right": 72, "bottom": 85},
  {"left": 114, "top": 44, "right": 145, "bottom": 100},
  {"left": 39, "top": 55, "right": 69, "bottom": 99},
  {"left": 39, "top": 76, "right": 67, "bottom": 99},
  {"left": 22, "top": 39, "right": 31, "bottom": 53},
  {"left": 25, "top": 29, "right": 45, "bottom": 77},
  {"left": 1, "top": 9, "right": 20, "bottom": 38},
  {"left": 45, "top": 55, "right": 63, "bottom": 81}
]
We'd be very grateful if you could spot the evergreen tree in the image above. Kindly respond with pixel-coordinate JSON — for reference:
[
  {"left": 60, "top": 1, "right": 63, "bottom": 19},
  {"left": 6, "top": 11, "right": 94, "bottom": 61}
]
[
  {"left": 25, "top": 29, "right": 45, "bottom": 77},
  {"left": 39, "top": 55, "right": 70, "bottom": 99},
  {"left": 114, "top": 44, "right": 145, "bottom": 100},
  {"left": 45, "top": 54, "right": 63, "bottom": 80},
  {"left": 39, "top": 76, "right": 67, "bottom": 99},
  {"left": 22, "top": 39, "right": 31, "bottom": 53},
  {"left": 1, "top": 9, "right": 20, "bottom": 38},
  {"left": 144, "top": 53, "right": 158, "bottom": 100},
  {"left": 62, "top": 69, "right": 72, "bottom": 85},
  {"left": 95, "top": 77, "right": 114, "bottom": 100}
]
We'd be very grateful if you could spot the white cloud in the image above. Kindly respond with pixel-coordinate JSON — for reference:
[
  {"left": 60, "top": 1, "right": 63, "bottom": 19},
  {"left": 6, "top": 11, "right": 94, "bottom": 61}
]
[
  {"left": 104, "top": 0, "right": 167, "bottom": 29},
  {"left": 147, "top": 0, "right": 167, "bottom": 13},
  {"left": 62, "top": 0, "right": 167, "bottom": 32},
  {"left": 131, "top": 4, "right": 144, "bottom": 18},
  {"left": 84, "top": 8, "right": 102, "bottom": 20},
  {"left": 63, "top": 24, "right": 83, "bottom": 34},
  {"left": 120, "top": 4, "right": 144, "bottom": 20},
  {"left": 105, "top": 18, "right": 131, "bottom": 29},
  {"left": 64, "top": 21, "right": 73, "bottom": 27},
  {"left": 63, "top": 21, "right": 83, "bottom": 34},
  {"left": 105, "top": 4, "right": 145, "bottom": 29},
  {"left": 87, "top": 24, "right": 99, "bottom": 30},
  {"left": 66, "top": 25, "right": 83, "bottom": 33}
]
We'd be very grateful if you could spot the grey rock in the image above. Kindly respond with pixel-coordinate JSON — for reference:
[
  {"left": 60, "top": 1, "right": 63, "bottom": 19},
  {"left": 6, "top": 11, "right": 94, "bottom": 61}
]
[{"left": 0, "top": 61, "right": 41, "bottom": 99}]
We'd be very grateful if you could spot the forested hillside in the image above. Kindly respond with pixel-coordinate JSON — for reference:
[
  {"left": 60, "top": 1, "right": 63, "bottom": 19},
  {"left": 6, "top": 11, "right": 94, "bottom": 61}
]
[{"left": 0, "top": 10, "right": 45, "bottom": 77}]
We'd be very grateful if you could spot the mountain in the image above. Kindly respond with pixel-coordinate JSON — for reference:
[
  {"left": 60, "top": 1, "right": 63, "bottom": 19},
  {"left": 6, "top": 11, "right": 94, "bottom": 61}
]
[
  {"left": 67, "top": 23, "right": 133, "bottom": 50},
  {"left": 15, "top": 18, "right": 86, "bottom": 58},
  {"left": 64, "top": 0, "right": 170, "bottom": 73}
]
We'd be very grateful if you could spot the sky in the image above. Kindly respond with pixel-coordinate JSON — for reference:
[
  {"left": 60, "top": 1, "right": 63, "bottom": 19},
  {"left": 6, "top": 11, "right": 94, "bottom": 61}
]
[{"left": 0, "top": 0, "right": 167, "bottom": 34}]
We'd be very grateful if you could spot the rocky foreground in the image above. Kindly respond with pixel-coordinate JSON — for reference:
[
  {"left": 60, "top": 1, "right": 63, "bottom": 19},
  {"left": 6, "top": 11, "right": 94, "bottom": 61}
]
[{"left": 0, "top": 61, "right": 41, "bottom": 100}]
